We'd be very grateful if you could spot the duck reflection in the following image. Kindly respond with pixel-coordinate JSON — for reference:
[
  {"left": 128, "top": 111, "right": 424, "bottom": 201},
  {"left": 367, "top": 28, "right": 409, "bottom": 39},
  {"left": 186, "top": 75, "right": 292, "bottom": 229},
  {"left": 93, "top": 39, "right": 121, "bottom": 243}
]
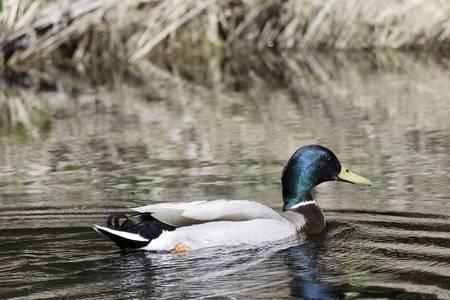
[
  {"left": 106, "top": 236, "right": 336, "bottom": 299},
  {"left": 286, "top": 242, "right": 335, "bottom": 300}
]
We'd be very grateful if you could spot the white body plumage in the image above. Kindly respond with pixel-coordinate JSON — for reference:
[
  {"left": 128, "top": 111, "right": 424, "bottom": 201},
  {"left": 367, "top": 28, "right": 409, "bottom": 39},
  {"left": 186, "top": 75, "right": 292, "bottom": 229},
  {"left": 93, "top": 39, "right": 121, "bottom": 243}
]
[{"left": 94, "top": 199, "right": 307, "bottom": 252}]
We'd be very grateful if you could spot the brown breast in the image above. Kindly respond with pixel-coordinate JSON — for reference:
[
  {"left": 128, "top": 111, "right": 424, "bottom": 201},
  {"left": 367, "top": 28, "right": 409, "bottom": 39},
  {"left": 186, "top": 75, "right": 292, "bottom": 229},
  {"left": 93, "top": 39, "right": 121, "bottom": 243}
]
[{"left": 292, "top": 202, "right": 326, "bottom": 235}]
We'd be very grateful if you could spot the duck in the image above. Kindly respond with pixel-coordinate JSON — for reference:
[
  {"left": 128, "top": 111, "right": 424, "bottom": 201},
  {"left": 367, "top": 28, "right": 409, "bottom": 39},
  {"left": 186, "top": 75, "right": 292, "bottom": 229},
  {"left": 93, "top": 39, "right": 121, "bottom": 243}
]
[{"left": 93, "top": 145, "right": 371, "bottom": 253}]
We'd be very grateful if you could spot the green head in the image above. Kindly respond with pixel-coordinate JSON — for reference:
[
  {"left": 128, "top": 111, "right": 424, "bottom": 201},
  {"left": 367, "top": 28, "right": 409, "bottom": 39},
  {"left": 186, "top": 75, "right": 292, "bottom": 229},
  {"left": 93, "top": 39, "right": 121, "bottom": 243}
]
[{"left": 281, "top": 145, "right": 371, "bottom": 210}]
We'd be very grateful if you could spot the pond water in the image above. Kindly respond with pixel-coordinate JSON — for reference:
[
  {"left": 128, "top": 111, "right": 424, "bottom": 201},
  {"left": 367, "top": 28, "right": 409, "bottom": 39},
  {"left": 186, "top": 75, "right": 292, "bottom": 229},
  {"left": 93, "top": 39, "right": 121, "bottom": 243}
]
[{"left": 0, "top": 52, "right": 449, "bottom": 299}]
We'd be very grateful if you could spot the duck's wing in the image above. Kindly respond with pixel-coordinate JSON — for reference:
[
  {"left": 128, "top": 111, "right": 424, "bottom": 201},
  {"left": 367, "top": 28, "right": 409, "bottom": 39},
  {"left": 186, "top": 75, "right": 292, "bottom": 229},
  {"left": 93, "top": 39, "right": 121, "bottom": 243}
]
[{"left": 131, "top": 199, "right": 282, "bottom": 227}]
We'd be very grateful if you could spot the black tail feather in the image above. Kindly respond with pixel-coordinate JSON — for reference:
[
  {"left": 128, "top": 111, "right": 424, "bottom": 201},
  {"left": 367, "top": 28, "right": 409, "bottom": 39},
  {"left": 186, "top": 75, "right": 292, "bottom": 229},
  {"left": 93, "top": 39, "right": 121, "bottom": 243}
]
[
  {"left": 95, "top": 226, "right": 150, "bottom": 250},
  {"left": 98, "top": 213, "right": 176, "bottom": 250}
]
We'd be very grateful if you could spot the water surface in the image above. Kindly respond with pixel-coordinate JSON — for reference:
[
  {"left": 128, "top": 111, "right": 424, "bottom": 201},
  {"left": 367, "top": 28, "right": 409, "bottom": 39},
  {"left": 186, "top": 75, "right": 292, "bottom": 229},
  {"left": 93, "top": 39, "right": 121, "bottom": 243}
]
[{"left": 0, "top": 52, "right": 449, "bottom": 299}]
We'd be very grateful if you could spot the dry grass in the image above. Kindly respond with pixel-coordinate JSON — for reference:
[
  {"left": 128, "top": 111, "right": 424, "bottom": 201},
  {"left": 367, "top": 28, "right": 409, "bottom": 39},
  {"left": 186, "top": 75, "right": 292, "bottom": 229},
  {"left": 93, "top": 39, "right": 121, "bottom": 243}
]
[
  {"left": 0, "top": 0, "right": 45, "bottom": 31},
  {"left": 0, "top": 0, "right": 449, "bottom": 68},
  {"left": 226, "top": 0, "right": 450, "bottom": 51}
]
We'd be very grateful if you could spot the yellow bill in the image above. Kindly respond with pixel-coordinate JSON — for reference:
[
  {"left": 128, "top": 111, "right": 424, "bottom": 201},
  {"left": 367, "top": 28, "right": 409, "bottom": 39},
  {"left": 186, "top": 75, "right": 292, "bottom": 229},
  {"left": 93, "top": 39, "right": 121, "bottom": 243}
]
[{"left": 337, "top": 165, "right": 372, "bottom": 186}]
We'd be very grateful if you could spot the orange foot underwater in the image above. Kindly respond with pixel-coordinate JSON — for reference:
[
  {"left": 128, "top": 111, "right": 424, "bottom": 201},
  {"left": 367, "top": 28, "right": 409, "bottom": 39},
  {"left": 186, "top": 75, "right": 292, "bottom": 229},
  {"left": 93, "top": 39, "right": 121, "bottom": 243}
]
[{"left": 171, "top": 243, "right": 189, "bottom": 254}]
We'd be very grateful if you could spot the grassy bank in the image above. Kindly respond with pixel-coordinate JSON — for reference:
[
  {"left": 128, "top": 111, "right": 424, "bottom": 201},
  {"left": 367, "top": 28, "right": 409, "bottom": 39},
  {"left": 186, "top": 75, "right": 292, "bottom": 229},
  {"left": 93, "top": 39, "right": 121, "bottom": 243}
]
[{"left": 0, "top": 0, "right": 449, "bottom": 69}]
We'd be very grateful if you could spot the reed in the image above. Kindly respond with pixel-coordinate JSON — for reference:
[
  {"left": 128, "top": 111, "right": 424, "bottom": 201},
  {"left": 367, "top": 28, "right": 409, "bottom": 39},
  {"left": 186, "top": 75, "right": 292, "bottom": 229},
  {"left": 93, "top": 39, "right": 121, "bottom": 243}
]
[
  {"left": 0, "top": 0, "right": 44, "bottom": 31},
  {"left": 0, "top": 88, "right": 51, "bottom": 137},
  {"left": 0, "top": 0, "right": 449, "bottom": 68}
]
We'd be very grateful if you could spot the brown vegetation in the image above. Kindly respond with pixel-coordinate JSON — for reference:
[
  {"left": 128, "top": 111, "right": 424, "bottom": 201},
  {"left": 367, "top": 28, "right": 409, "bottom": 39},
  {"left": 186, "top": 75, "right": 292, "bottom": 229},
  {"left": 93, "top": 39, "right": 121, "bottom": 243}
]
[{"left": 0, "top": 0, "right": 449, "bottom": 70}]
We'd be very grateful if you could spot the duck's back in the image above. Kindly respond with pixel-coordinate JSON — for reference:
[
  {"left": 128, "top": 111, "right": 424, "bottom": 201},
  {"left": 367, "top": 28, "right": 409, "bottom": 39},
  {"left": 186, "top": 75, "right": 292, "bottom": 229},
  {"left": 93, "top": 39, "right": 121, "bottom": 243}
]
[{"left": 132, "top": 199, "right": 283, "bottom": 226}]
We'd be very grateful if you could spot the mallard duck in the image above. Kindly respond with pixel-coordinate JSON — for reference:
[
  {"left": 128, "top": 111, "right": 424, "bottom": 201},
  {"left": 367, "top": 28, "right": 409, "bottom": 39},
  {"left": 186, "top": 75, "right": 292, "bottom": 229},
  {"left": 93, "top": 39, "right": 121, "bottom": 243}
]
[{"left": 94, "top": 145, "right": 371, "bottom": 253}]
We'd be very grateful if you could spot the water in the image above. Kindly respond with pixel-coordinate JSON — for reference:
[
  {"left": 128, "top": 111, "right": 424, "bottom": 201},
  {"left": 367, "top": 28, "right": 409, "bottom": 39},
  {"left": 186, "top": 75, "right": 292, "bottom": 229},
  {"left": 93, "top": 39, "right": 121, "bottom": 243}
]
[{"left": 0, "top": 52, "right": 449, "bottom": 299}]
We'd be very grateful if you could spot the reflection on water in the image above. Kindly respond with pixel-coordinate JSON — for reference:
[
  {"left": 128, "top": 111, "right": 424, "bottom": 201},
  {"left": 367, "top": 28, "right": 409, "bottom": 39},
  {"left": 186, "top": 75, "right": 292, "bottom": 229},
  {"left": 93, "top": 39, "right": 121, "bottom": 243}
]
[{"left": 0, "top": 52, "right": 449, "bottom": 299}]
